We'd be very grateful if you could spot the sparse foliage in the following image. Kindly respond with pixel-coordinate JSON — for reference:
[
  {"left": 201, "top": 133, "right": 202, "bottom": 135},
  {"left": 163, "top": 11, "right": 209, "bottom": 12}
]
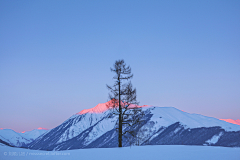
[{"left": 107, "top": 59, "right": 144, "bottom": 147}]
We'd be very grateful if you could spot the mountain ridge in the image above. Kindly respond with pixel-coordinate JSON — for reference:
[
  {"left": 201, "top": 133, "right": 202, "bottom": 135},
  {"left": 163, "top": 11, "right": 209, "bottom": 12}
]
[
  {"left": 26, "top": 100, "right": 240, "bottom": 150},
  {"left": 2, "top": 101, "right": 239, "bottom": 149}
]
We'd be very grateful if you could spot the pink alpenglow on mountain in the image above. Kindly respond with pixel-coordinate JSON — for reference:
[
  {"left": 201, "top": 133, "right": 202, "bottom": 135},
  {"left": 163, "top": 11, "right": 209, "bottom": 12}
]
[
  {"left": 37, "top": 127, "right": 48, "bottom": 130},
  {"left": 220, "top": 119, "right": 240, "bottom": 125},
  {"left": 20, "top": 127, "right": 48, "bottom": 133},
  {"left": 78, "top": 102, "right": 110, "bottom": 114},
  {"left": 77, "top": 100, "right": 148, "bottom": 115}
]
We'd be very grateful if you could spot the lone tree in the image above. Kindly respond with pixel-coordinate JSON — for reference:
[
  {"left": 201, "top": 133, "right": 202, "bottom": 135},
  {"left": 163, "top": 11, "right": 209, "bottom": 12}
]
[{"left": 107, "top": 59, "right": 144, "bottom": 147}]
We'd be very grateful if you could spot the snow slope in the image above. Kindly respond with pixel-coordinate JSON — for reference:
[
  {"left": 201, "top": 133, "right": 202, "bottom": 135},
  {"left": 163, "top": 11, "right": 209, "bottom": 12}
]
[
  {"left": 57, "top": 109, "right": 115, "bottom": 144},
  {"left": 1, "top": 144, "right": 240, "bottom": 160},
  {"left": 0, "top": 129, "right": 31, "bottom": 147},
  {"left": 147, "top": 106, "right": 240, "bottom": 131},
  {"left": 206, "top": 132, "right": 224, "bottom": 145},
  {"left": 20, "top": 129, "right": 48, "bottom": 141}
]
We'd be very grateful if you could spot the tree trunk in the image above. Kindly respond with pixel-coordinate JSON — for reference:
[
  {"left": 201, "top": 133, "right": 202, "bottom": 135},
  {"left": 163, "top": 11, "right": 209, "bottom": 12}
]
[{"left": 118, "top": 77, "right": 122, "bottom": 147}]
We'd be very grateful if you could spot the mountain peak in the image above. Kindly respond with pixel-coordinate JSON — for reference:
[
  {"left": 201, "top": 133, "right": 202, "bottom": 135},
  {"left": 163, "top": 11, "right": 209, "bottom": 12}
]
[
  {"left": 77, "top": 101, "right": 110, "bottom": 115},
  {"left": 76, "top": 99, "right": 149, "bottom": 115}
]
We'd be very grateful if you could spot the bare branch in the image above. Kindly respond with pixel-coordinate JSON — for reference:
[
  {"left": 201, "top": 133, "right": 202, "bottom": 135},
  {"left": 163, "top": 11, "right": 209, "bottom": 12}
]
[{"left": 123, "top": 130, "right": 134, "bottom": 136}]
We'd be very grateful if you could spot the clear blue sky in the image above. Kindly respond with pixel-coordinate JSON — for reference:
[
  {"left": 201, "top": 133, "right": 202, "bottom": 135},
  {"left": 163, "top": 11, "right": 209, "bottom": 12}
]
[{"left": 0, "top": 0, "right": 239, "bottom": 132}]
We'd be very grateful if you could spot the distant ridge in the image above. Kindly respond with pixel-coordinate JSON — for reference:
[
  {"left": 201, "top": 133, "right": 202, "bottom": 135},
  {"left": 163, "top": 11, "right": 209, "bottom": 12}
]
[{"left": 0, "top": 128, "right": 48, "bottom": 147}]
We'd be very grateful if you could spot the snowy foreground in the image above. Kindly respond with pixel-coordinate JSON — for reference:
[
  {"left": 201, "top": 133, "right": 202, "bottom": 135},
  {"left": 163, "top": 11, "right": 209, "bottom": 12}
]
[{"left": 0, "top": 144, "right": 239, "bottom": 160}]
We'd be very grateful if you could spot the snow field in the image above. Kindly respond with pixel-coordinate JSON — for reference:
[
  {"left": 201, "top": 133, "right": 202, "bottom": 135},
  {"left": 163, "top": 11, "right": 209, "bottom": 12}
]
[{"left": 0, "top": 144, "right": 240, "bottom": 160}]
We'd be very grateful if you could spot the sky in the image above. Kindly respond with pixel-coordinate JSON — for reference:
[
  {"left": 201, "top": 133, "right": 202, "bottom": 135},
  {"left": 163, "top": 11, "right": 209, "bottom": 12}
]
[{"left": 0, "top": 0, "right": 239, "bottom": 132}]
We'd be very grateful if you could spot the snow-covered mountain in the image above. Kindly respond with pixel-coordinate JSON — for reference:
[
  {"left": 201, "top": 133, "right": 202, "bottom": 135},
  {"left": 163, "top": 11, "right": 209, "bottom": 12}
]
[
  {"left": 0, "top": 129, "right": 31, "bottom": 147},
  {"left": 0, "top": 128, "right": 48, "bottom": 147},
  {"left": 27, "top": 100, "right": 240, "bottom": 150},
  {"left": 20, "top": 128, "right": 48, "bottom": 141}
]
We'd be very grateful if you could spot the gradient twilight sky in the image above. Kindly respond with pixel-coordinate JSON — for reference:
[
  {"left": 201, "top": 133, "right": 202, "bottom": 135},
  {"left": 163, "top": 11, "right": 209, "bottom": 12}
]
[{"left": 0, "top": 0, "right": 239, "bottom": 132}]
